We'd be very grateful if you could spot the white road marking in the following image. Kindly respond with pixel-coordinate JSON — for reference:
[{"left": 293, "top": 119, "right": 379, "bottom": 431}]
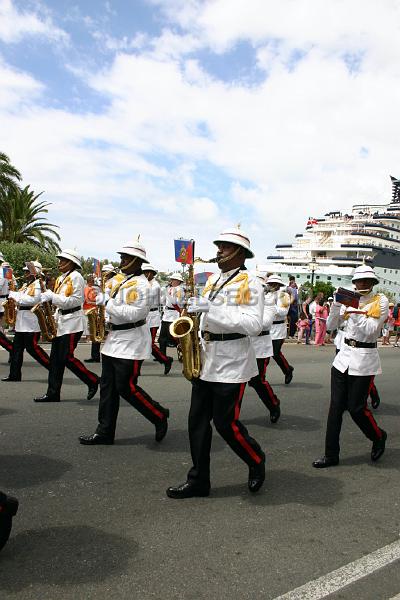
[{"left": 273, "top": 538, "right": 400, "bottom": 600}]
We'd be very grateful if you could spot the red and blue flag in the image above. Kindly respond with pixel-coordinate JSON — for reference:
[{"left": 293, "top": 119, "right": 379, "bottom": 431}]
[
  {"left": 2, "top": 266, "right": 13, "bottom": 279},
  {"left": 93, "top": 258, "right": 101, "bottom": 277},
  {"left": 174, "top": 239, "right": 194, "bottom": 264}
]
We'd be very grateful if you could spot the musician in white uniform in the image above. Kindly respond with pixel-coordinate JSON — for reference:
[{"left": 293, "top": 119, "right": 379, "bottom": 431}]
[
  {"left": 167, "top": 228, "right": 266, "bottom": 499},
  {"left": 34, "top": 249, "right": 99, "bottom": 402},
  {"left": 0, "top": 256, "right": 14, "bottom": 354},
  {"left": 2, "top": 261, "right": 50, "bottom": 381},
  {"left": 142, "top": 264, "right": 170, "bottom": 369},
  {"left": 158, "top": 272, "right": 184, "bottom": 374},
  {"left": 79, "top": 241, "right": 169, "bottom": 445},
  {"left": 313, "top": 265, "right": 388, "bottom": 468},
  {"left": 248, "top": 273, "right": 281, "bottom": 423},
  {"left": 266, "top": 275, "right": 294, "bottom": 384}
]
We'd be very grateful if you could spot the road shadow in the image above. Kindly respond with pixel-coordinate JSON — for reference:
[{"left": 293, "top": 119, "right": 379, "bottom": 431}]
[
  {"left": 242, "top": 413, "right": 321, "bottom": 432},
  {"left": 211, "top": 469, "right": 342, "bottom": 507},
  {"left": 115, "top": 428, "right": 225, "bottom": 453},
  {"left": 372, "top": 402, "right": 400, "bottom": 417},
  {"left": 0, "top": 525, "right": 138, "bottom": 591},
  {"left": 0, "top": 454, "right": 72, "bottom": 489},
  {"left": 272, "top": 382, "right": 323, "bottom": 390},
  {"left": 339, "top": 447, "right": 400, "bottom": 470},
  {"left": 0, "top": 407, "right": 18, "bottom": 417}
]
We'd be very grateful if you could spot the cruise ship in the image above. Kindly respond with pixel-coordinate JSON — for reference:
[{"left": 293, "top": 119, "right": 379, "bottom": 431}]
[{"left": 264, "top": 176, "right": 400, "bottom": 297}]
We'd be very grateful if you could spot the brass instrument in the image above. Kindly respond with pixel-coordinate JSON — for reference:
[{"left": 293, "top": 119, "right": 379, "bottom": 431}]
[
  {"left": 3, "top": 276, "right": 17, "bottom": 327},
  {"left": 169, "top": 256, "right": 217, "bottom": 382},
  {"left": 31, "top": 269, "right": 57, "bottom": 341},
  {"left": 85, "top": 272, "right": 107, "bottom": 343}
]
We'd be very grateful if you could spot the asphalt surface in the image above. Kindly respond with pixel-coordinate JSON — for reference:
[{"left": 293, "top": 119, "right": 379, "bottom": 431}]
[{"left": 0, "top": 342, "right": 399, "bottom": 600}]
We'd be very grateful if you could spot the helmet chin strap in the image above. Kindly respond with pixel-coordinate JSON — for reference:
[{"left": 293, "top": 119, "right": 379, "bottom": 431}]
[
  {"left": 217, "top": 246, "right": 241, "bottom": 265},
  {"left": 121, "top": 256, "right": 139, "bottom": 273},
  {"left": 354, "top": 286, "right": 373, "bottom": 296}
]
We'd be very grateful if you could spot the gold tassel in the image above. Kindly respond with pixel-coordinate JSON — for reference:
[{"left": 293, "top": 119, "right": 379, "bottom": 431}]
[
  {"left": 279, "top": 291, "right": 290, "bottom": 309},
  {"left": 364, "top": 295, "right": 381, "bottom": 318},
  {"left": 63, "top": 277, "right": 73, "bottom": 297}
]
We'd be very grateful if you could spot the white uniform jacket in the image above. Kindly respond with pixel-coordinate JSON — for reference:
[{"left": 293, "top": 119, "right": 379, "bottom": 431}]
[
  {"left": 251, "top": 292, "right": 275, "bottom": 359},
  {"left": 102, "top": 273, "right": 151, "bottom": 360},
  {"left": 162, "top": 285, "right": 184, "bottom": 323},
  {"left": 327, "top": 292, "right": 389, "bottom": 376},
  {"left": 0, "top": 276, "right": 10, "bottom": 314},
  {"left": 51, "top": 270, "right": 86, "bottom": 336},
  {"left": 146, "top": 279, "right": 161, "bottom": 329},
  {"left": 9, "top": 280, "right": 41, "bottom": 333},
  {"left": 269, "top": 290, "right": 290, "bottom": 340},
  {"left": 199, "top": 268, "right": 263, "bottom": 383}
]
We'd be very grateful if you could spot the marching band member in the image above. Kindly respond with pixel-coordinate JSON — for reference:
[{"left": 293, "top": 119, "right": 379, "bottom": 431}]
[
  {"left": 79, "top": 240, "right": 169, "bottom": 445},
  {"left": 33, "top": 249, "right": 99, "bottom": 403},
  {"left": 248, "top": 273, "right": 281, "bottom": 424},
  {"left": 142, "top": 264, "right": 170, "bottom": 369},
  {"left": 266, "top": 274, "right": 294, "bottom": 384},
  {"left": 167, "top": 228, "right": 266, "bottom": 499},
  {"left": 313, "top": 265, "right": 388, "bottom": 468},
  {"left": 158, "top": 272, "right": 184, "bottom": 374},
  {"left": 2, "top": 261, "right": 50, "bottom": 381},
  {"left": 0, "top": 256, "right": 14, "bottom": 355}
]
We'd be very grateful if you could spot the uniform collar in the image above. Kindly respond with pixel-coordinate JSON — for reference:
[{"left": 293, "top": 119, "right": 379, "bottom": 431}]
[{"left": 219, "top": 267, "right": 241, "bottom": 282}]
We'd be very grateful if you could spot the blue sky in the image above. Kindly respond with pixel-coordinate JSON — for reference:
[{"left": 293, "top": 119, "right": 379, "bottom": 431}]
[{"left": 1, "top": 0, "right": 400, "bottom": 269}]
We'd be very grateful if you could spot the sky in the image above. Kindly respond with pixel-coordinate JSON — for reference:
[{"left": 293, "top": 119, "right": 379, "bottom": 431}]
[{"left": 1, "top": 0, "right": 400, "bottom": 270}]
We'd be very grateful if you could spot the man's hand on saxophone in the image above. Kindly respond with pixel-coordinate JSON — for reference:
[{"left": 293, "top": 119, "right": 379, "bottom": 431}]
[{"left": 186, "top": 296, "right": 210, "bottom": 314}]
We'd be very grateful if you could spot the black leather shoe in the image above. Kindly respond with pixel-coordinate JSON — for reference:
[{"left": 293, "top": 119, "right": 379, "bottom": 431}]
[
  {"left": 270, "top": 405, "right": 281, "bottom": 424},
  {"left": 164, "top": 358, "right": 173, "bottom": 375},
  {"left": 84, "top": 358, "right": 100, "bottom": 363},
  {"left": 79, "top": 433, "right": 114, "bottom": 445},
  {"left": 312, "top": 456, "right": 339, "bottom": 468},
  {"left": 34, "top": 394, "right": 60, "bottom": 403},
  {"left": 0, "top": 493, "right": 19, "bottom": 553},
  {"left": 87, "top": 380, "right": 99, "bottom": 400},
  {"left": 285, "top": 366, "right": 294, "bottom": 385},
  {"left": 155, "top": 410, "right": 170, "bottom": 442},
  {"left": 1, "top": 376, "right": 21, "bottom": 382},
  {"left": 248, "top": 460, "right": 265, "bottom": 493},
  {"left": 371, "top": 430, "right": 387, "bottom": 462},
  {"left": 166, "top": 482, "right": 210, "bottom": 499}
]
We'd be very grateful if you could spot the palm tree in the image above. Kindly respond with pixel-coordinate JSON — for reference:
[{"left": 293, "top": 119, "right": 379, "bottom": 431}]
[
  {"left": 0, "top": 152, "right": 21, "bottom": 196},
  {"left": 0, "top": 185, "right": 61, "bottom": 252}
]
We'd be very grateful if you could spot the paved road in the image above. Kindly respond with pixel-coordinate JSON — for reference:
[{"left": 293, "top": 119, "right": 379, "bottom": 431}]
[{"left": 0, "top": 344, "right": 399, "bottom": 599}]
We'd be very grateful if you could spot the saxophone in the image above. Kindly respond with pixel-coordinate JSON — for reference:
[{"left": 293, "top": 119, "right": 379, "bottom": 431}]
[
  {"left": 31, "top": 273, "right": 57, "bottom": 341},
  {"left": 85, "top": 273, "right": 106, "bottom": 343},
  {"left": 3, "top": 278, "right": 17, "bottom": 327},
  {"left": 169, "top": 257, "right": 217, "bottom": 382}
]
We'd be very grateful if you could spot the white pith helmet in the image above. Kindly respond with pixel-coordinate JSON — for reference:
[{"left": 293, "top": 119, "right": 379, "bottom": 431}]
[
  {"left": 352, "top": 265, "right": 379, "bottom": 284},
  {"left": 117, "top": 240, "right": 149, "bottom": 263},
  {"left": 213, "top": 227, "right": 254, "bottom": 259},
  {"left": 1, "top": 261, "right": 10, "bottom": 268},
  {"left": 101, "top": 263, "right": 115, "bottom": 273},
  {"left": 57, "top": 249, "right": 82, "bottom": 269},
  {"left": 142, "top": 264, "right": 158, "bottom": 273},
  {"left": 169, "top": 272, "right": 184, "bottom": 282},
  {"left": 266, "top": 274, "right": 285, "bottom": 287}
]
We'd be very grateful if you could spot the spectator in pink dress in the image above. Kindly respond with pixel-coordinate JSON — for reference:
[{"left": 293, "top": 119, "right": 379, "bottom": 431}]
[
  {"left": 296, "top": 311, "right": 310, "bottom": 344},
  {"left": 315, "top": 300, "right": 329, "bottom": 346}
]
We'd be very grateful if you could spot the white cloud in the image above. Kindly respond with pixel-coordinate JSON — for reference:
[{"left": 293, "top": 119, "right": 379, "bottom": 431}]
[
  {"left": 0, "top": 0, "right": 68, "bottom": 44},
  {"left": 2, "top": 0, "right": 400, "bottom": 268}
]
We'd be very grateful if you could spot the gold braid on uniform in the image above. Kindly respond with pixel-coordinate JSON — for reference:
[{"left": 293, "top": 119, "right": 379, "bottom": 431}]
[{"left": 201, "top": 273, "right": 251, "bottom": 305}]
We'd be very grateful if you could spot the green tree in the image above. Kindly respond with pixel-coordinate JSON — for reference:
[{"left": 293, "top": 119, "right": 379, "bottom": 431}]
[
  {"left": 0, "top": 152, "right": 21, "bottom": 197},
  {"left": 0, "top": 241, "right": 58, "bottom": 278},
  {"left": 0, "top": 185, "right": 61, "bottom": 252}
]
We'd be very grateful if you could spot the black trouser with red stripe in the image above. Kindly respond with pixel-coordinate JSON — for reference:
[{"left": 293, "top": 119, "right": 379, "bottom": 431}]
[
  {"left": 9, "top": 332, "right": 50, "bottom": 379},
  {"left": 325, "top": 367, "right": 384, "bottom": 458},
  {"left": 265, "top": 338, "right": 292, "bottom": 376},
  {"left": 0, "top": 330, "right": 12, "bottom": 354},
  {"left": 248, "top": 358, "right": 280, "bottom": 413},
  {"left": 187, "top": 379, "right": 265, "bottom": 488},
  {"left": 150, "top": 327, "right": 170, "bottom": 365},
  {"left": 95, "top": 355, "right": 168, "bottom": 440},
  {"left": 158, "top": 320, "right": 177, "bottom": 356},
  {"left": 47, "top": 332, "right": 99, "bottom": 399}
]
